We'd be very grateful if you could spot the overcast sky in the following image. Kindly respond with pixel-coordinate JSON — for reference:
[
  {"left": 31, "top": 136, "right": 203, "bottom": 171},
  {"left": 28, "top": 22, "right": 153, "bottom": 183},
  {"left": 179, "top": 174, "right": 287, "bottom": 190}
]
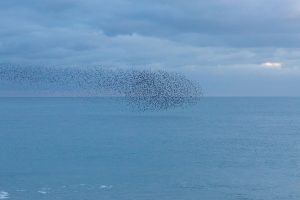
[{"left": 1, "top": 0, "right": 300, "bottom": 96}]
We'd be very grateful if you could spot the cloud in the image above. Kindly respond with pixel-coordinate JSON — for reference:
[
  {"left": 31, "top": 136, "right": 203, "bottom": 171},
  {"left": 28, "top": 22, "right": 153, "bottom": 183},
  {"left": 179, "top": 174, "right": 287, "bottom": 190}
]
[
  {"left": 1, "top": 0, "right": 300, "bottom": 95},
  {"left": 1, "top": 0, "right": 300, "bottom": 48},
  {"left": 260, "top": 62, "right": 283, "bottom": 69}
]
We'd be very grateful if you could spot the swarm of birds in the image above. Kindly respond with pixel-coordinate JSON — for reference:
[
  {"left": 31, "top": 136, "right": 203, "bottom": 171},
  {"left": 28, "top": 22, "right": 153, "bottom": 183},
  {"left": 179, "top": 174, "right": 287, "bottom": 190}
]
[{"left": 0, "top": 65, "right": 201, "bottom": 111}]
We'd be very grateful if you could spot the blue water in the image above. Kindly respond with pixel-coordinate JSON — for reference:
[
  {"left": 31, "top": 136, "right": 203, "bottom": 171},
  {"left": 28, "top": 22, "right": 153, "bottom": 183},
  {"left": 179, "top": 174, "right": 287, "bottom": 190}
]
[{"left": 0, "top": 97, "right": 300, "bottom": 200}]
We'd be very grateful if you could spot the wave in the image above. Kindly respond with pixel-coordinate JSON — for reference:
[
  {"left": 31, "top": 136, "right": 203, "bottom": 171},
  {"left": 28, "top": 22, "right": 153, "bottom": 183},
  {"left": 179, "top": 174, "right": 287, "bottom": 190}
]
[{"left": 0, "top": 191, "right": 9, "bottom": 199}]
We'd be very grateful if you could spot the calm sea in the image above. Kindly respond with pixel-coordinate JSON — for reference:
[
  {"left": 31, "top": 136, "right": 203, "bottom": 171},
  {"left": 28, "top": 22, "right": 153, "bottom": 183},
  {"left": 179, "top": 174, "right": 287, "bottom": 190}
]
[{"left": 0, "top": 97, "right": 300, "bottom": 200}]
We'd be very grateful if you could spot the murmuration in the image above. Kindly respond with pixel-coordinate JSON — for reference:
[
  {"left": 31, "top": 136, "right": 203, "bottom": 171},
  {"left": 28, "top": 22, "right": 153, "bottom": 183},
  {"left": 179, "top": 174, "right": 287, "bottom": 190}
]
[{"left": 0, "top": 65, "right": 201, "bottom": 111}]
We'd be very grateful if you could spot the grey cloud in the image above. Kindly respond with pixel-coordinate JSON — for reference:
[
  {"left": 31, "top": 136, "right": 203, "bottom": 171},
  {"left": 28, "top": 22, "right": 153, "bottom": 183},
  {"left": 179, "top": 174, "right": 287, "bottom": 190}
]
[
  {"left": 2, "top": 0, "right": 300, "bottom": 47},
  {"left": 1, "top": 0, "right": 300, "bottom": 96}
]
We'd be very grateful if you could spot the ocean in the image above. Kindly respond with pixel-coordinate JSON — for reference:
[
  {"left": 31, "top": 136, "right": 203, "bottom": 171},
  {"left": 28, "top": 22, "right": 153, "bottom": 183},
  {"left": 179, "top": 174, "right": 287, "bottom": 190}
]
[{"left": 0, "top": 97, "right": 300, "bottom": 200}]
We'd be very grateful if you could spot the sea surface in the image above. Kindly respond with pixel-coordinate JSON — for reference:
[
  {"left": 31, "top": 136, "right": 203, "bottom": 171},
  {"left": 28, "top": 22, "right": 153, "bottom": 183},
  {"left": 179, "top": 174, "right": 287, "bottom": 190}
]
[{"left": 0, "top": 97, "right": 300, "bottom": 200}]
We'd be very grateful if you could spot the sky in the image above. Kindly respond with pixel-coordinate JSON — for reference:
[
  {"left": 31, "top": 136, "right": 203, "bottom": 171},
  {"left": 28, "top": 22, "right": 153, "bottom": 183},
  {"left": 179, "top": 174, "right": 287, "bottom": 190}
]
[{"left": 1, "top": 0, "right": 300, "bottom": 96}]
